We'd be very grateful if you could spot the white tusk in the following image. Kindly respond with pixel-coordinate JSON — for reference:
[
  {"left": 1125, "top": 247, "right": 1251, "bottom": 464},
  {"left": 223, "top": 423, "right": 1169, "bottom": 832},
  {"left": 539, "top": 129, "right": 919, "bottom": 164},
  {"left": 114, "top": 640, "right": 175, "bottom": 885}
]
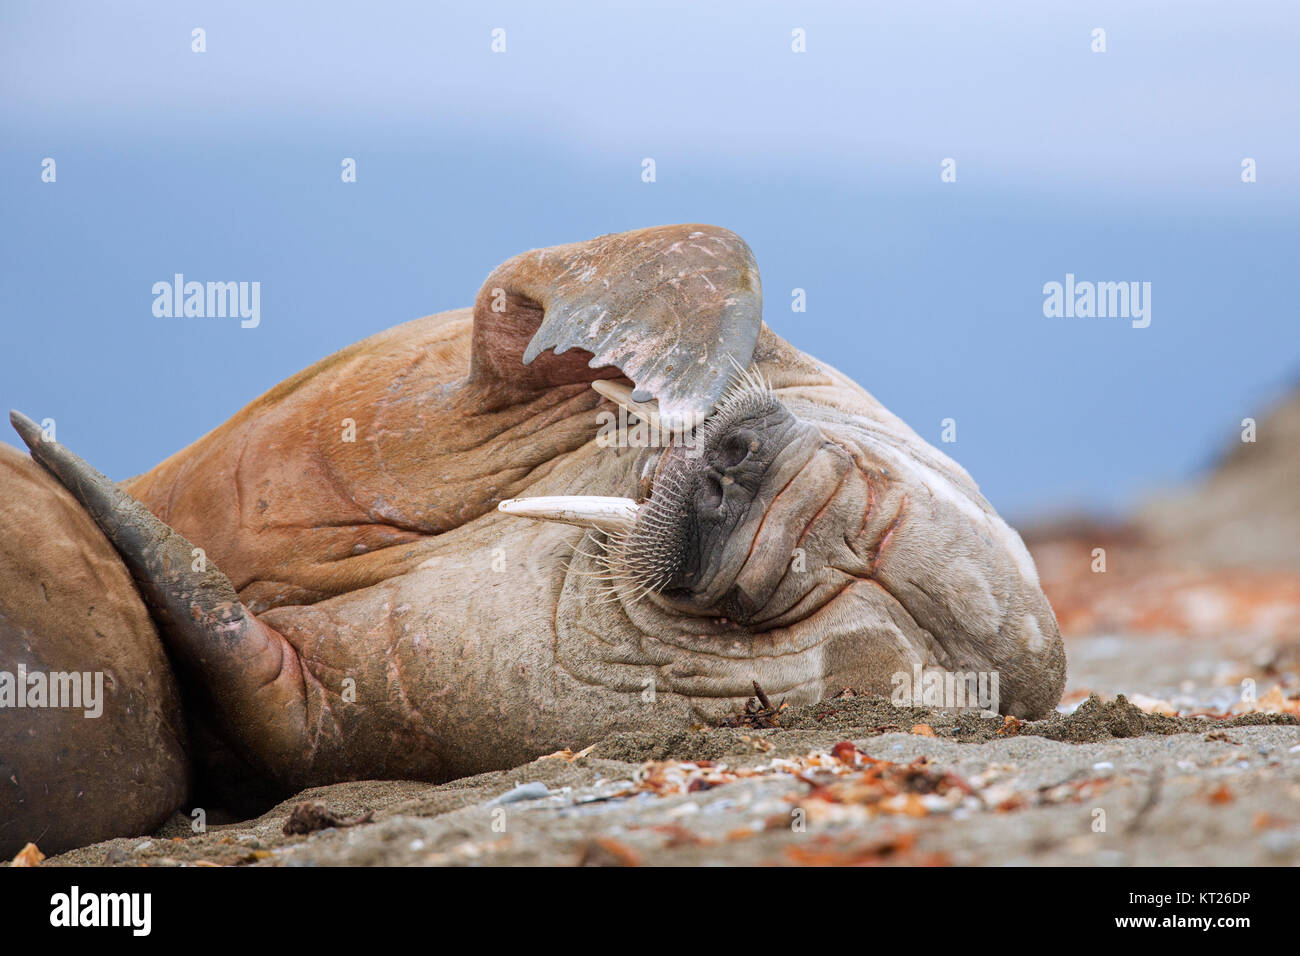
[
  {"left": 498, "top": 495, "right": 639, "bottom": 533},
  {"left": 591, "top": 379, "right": 662, "bottom": 431}
]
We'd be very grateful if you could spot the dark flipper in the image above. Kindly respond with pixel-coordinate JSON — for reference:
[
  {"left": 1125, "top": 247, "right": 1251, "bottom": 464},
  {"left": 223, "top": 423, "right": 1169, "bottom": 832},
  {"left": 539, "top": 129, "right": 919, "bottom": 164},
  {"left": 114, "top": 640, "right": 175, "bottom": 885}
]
[
  {"left": 470, "top": 223, "right": 764, "bottom": 431},
  {"left": 9, "top": 410, "right": 313, "bottom": 787}
]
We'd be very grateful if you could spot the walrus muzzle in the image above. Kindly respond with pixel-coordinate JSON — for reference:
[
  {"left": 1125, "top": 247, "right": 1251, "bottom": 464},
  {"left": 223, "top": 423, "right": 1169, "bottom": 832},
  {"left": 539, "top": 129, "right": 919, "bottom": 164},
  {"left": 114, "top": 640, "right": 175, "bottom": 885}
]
[{"left": 500, "top": 370, "right": 832, "bottom": 625}]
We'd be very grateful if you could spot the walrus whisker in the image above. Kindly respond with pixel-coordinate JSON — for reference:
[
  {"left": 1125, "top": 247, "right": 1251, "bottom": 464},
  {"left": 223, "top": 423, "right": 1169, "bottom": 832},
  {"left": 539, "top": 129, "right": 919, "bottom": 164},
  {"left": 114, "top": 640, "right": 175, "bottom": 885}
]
[
  {"left": 562, "top": 537, "right": 639, "bottom": 580},
  {"left": 564, "top": 534, "right": 660, "bottom": 597},
  {"left": 562, "top": 566, "right": 627, "bottom": 580},
  {"left": 569, "top": 540, "right": 616, "bottom": 560},
  {"left": 622, "top": 575, "right": 668, "bottom": 607},
  {"left": 725, "top": 355, "right": 774, "bottom": 402},
  {"left": 695, "top": 361, "right": 777, "bottom": 452}
]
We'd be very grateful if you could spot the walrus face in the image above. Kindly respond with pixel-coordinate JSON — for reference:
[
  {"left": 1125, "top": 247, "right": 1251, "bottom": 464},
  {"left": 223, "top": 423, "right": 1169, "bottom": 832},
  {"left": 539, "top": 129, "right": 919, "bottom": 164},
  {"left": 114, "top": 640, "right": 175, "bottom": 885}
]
[
  {"left": 503, "top": 363, "right": 1064, "bottom": 721},
  {"left": 612, "top": 379, "right": 863, "bottom": 637},
  {"left": 618, "top": 376, "right": 826, "bottom": 623}
]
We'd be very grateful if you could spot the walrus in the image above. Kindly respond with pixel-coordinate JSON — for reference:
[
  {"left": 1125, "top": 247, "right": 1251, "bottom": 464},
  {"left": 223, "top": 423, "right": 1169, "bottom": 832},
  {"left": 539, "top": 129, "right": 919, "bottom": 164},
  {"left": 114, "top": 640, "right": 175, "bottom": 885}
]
[
  {"left": 9, "top": 224, "right": 1065, "bottom": 813},
  {"left": 0, "top": 443, "right": 189, "bottom": 857}
]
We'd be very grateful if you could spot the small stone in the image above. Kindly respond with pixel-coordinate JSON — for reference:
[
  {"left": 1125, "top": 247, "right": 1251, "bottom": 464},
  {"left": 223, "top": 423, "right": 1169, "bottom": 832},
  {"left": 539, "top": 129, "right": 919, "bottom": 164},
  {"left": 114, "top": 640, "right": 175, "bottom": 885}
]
[
  {"left": 486, "top": 781, "right": 551, "bottom": 806},
  {"left": 1262, "top": 830, "right": 1299, "bottom": 857},
  {"left": 10, "top": 843, "right": 44, "bottom": 867}
]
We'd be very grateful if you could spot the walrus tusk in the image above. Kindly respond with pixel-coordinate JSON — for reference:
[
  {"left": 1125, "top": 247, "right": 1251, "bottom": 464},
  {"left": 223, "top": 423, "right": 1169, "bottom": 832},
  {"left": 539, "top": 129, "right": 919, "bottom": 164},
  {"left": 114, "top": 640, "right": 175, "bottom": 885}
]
[
  {"left": 498, "top": 495, "right": 639, "bottom": 533},
  {"left": 591, "top": 379, "right": 663, "bottom": 431}
]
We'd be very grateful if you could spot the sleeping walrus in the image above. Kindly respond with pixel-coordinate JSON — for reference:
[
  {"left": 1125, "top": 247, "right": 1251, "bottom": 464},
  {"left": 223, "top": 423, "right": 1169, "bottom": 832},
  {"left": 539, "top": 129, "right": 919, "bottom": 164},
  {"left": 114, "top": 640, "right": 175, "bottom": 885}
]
[{"left": 6, "top": 223, "right": 1064, "bottom": 837}]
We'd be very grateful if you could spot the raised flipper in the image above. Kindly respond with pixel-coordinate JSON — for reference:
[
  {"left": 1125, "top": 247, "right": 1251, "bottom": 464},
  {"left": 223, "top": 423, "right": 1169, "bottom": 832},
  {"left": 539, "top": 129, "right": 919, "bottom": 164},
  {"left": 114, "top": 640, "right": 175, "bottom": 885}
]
[
  {"left": 470, "top": 223, "right": 764, "bottom": 431},
  {"left": 9, "top": 411, "right": 314, "bottom": 789}
]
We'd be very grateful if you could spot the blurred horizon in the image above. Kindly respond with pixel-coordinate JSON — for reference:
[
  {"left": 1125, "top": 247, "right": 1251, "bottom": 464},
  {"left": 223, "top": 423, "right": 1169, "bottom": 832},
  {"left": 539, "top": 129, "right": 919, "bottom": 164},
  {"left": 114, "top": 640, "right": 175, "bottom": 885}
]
[{"left": 2, "top": 1, "right": 1297, "bottom": 520}]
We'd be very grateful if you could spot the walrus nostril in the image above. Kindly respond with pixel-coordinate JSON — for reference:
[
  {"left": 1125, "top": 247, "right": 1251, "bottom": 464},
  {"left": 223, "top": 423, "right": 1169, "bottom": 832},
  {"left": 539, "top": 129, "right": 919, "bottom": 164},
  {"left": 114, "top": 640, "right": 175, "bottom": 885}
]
[
  {"left": 700, "top": 473, "right": 726, "bottom": 510},
  {"left": 717, "top": 430, "right": 757, "bottom": 469}
]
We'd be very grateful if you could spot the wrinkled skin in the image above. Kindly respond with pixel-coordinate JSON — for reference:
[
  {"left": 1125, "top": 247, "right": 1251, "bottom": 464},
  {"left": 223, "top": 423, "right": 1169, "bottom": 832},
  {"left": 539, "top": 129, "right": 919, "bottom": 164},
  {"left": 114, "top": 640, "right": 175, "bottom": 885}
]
[
  {"left": 11, "top": 224, "right": 1064, "bottom": 808},
  {"left": 0, "top": 444, "right": 189, "bottom": 855}
]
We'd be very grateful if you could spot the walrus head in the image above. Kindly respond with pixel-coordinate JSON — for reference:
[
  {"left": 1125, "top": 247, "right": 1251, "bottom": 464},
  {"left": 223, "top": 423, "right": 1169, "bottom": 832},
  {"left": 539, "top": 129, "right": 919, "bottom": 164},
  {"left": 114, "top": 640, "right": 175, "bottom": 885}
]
[{"left": 493, "top": 233, "right": 1064, "bottom": 721}]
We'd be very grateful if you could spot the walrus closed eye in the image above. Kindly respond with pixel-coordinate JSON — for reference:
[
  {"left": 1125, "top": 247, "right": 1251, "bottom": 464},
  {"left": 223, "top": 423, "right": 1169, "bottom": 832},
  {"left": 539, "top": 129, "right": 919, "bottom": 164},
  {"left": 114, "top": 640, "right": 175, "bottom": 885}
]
[{"left": 8, "top": 223, "right": 1066, "bottom": 824}]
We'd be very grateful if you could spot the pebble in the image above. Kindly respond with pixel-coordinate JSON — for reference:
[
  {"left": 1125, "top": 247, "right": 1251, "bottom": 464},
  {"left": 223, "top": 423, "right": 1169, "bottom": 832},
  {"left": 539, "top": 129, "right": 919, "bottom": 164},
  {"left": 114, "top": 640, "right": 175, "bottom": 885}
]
[
  {"left": 486, "top": 781, "right": 551, "bottom": 806},
  {"left": 702, "top": 798, "right": 743, "bottom": 814},
  {"left": 1262, "top": 830, "right": 1299, "bottom": 857}
]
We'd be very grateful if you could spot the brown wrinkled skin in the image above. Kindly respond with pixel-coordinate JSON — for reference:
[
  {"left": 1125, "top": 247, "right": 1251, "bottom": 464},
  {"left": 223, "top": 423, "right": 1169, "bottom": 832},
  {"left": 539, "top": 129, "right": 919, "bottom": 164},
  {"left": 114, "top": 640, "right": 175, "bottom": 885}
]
[
  {"left": 0, "top": 444, "right": 189, "bottom": 856},
  {"left": 127, "top": 309, "right": 609, "bottom": 613}
]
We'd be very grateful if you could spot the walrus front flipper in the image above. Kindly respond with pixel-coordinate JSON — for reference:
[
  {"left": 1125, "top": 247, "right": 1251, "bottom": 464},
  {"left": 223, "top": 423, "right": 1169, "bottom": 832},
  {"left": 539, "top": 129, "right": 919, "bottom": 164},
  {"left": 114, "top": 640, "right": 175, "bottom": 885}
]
[
  {"left": 9, "top": 410, "right": 314, "bottom": 785},
  {"left": 471, "top": 223, "right": 763, "bottom": 431}
]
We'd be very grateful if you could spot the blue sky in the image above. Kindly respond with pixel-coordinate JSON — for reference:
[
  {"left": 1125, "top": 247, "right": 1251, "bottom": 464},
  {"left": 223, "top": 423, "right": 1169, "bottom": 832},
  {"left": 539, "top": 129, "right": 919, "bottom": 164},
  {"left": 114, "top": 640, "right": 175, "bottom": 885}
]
[{"left": 2, "top": 1, "right": 1297, "bottom": 518}]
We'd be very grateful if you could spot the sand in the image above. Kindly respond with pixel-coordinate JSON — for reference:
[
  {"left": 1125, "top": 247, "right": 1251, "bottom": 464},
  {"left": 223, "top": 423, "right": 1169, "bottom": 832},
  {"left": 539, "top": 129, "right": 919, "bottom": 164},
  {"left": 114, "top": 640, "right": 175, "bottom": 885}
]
[
  {"left": 16, "top": 627, "right": 1298, "bottom": 867},
  {"left": 36, "top": 698, "right": 1299, "bottom": 866}
]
